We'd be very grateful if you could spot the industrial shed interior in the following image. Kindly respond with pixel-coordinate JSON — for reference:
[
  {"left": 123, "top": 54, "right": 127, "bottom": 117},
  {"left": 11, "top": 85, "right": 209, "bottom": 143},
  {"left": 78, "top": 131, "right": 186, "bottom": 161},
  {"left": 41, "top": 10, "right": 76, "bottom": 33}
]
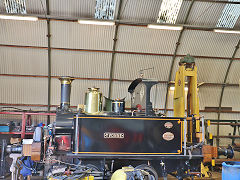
[{"left": 0, "top": 0, "right": 240, "bottom": 179}]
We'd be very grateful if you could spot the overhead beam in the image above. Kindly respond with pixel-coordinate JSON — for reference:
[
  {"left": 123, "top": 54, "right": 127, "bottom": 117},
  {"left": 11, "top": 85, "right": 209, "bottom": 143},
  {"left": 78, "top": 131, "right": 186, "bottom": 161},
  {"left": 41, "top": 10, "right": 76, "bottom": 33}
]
[
  {"left": 1, "top": 13, "right": 240, "bottom": 32},
  {"left": 1, "top": 73, "right": 238, "bottom": 87},
  {"left": 164, "top": 0, "right": 195, "bottom": 114},
  {"left": 185, "top": 0, "right": 240, "bottom": 4},
  {"left": 216, "top": 39, "right": 240, "bottom": 147},
  {"left": 1, "top": 44, "right": 240, "bottom": 61}
]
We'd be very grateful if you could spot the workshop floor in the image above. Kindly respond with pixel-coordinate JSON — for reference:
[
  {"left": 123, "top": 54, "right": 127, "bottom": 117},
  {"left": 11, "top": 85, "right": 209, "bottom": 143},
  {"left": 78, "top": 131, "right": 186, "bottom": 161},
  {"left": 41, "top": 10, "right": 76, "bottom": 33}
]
[
  {"left": 159, "top": 172, "right": 222, "bottom": 179},
  {"left": 4, "top": 172, "right": 222, "bottom": 180}
]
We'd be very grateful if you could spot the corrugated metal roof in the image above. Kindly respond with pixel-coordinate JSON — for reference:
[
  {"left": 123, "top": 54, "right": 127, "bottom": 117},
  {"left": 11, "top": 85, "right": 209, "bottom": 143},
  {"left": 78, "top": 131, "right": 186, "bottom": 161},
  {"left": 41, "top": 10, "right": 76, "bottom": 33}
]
[
  {"left": 221, "top": 87, "right": 240, "bottom": 111},
  {"left": 167, "top": 90, "right": 174, "bottom": 109},
  {"left": 221, "top": 113, "right": 240, "bottom": 120},
  {"left": 116, "top": 25, "right": 180, "bottom": 54},
  {"left": 175, "top": 1, "right": 192, "bottom": 24},
  {"left": 26, "top": 0, "right": 46, "bottom": 15},
  {"left": 151, "top": 83, "right": 167, "bottom": 109},
  {"left": 234, "top": 15, "right": 240, "bottom": 28},
  {"left": 171, "top": 57, "right": 229, "bottom": 83},
  {"left": 113, "top": 53, "right": 172, "bottom": 81},
  {"left": 226, "top": 60, "right": 240, "bottom": 84},
  {"left": 216, "top": 1, "right": 240, "bottom": 28},
  {"left": 236, "top": 48, "right": 240, "bottom": 58},
  {"left": 51, "top": 78, "right": 109, "bottom": 107},
  {"left": 119, "top": 0, "right": 162, "bottom": 22},
  {"left": 51, "top": 21, "right": 114, "bottom": 50},
  {"left": 198, "top": 86, "right": 222, "bottom": 110},
  {"left": 201, "top": 112, "right": 218, "bottom": 120},
  {"left": 0, "top": 1, "right": 5, "bottom": 12},
  {"left": 178, "top": 30, "right": 239, "bottom": 58},
  {"left": 219, "top": 134, "right": 232, "bottom": 146},
  {"left": 0, "top": 76, "right": 48, "bottom": 104},
  {"left": 0, "top": 0, "right": 46, "bottom": 14},
  {"left": 185, "top": 1, "right": 225, "bottom": 26},
  {"left": 49, "top": 0, "right": 95, "bottom": 18},
  {"left": 196, "top": 58, "right": 229, "bottom": 83},
  {"left": 0, "top": 46, "right": 48, "bottom": 75},
  {"left": 51, "top": 49, "right": 111, "bottom": 78},
  {"left": 111, "top": 82, "right": 167, "bottom": 109},
  {"left": 111, "top": 81, "right": 131, "bottom": 106},
  {"left": 0, "top": 19, "right": 47, "bottom": 46}
]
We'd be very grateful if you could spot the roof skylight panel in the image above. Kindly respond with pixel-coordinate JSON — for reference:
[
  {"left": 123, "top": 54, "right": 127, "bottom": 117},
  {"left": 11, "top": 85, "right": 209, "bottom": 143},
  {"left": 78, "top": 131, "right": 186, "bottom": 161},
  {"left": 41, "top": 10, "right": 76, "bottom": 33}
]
[
  {"left": 95, "top": 0, "right": 116, "bottom": 20},
  {"left": 216, "top": 0, "right": 240, "bottom": 28},
  {"left": 4, "top": 0, "right": 27, "bottom": 14},
  {"left": 157, "top": 0, "right": 183, "bottom": 24}
]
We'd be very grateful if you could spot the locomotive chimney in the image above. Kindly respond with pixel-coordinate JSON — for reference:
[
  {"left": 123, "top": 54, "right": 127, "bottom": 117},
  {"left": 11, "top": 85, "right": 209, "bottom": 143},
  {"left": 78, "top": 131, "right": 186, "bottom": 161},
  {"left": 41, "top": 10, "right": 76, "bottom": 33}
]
[{"left": 59, "top": 76, "right": 74, "bottom": 111}]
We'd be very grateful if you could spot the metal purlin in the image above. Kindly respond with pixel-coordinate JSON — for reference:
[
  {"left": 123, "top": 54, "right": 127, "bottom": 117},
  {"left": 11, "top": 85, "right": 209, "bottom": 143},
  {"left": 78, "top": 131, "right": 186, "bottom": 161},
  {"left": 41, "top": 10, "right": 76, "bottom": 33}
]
[
  {"left": 108, "top": 0, "right": 123, "bottom": 98},
  {"left": 164, "top": 0, "right": 195, "bottom": 114},
  {"left": 216, "top": 39, "right": 240, "bottom": 147}
]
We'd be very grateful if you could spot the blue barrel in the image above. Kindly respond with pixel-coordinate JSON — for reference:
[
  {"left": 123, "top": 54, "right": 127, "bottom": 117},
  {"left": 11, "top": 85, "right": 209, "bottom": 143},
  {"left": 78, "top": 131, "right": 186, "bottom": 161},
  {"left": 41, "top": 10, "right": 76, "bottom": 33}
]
[{"left": 222, "top": 161, "right": 240, "bottom": 180}]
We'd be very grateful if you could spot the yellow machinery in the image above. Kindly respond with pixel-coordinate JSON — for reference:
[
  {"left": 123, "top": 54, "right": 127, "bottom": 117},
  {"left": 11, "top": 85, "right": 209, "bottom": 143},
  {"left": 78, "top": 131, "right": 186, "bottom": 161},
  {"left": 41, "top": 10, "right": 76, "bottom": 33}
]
[
  {"left": 173, "top": 54, "right": 201, "bottom": 143},
  {"left": 111, "top": 166, "right": 154, "bottom": 180}
]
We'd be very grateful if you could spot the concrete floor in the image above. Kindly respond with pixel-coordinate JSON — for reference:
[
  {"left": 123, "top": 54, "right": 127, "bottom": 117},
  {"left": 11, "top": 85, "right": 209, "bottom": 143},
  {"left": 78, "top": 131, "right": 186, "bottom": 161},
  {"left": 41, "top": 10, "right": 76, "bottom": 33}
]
[
  {"left": 159, "top": 172, "right": 222, "bottom": 180},
  {"left": 4, "top": 172, "right": 222, "bottom": 180}
]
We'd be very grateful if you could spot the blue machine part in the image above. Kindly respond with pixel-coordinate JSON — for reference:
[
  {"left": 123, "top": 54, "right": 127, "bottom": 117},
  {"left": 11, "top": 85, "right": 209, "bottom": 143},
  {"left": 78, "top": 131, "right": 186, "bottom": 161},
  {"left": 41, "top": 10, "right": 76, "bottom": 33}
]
[
  {"left": 18, "top": 156, "right": 34, "bottom": 177},
  {"left": 0, "top": 126, "right": 9, "bottom": 132},
  {"left": 222, "top": 161, "right": 240, "bottom": 180}
]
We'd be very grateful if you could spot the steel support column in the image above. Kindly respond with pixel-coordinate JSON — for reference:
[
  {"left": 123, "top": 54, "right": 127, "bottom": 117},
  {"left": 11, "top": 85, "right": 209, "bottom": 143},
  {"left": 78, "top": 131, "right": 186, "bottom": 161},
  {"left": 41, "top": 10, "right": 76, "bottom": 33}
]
[
  {"left": 46, "top": 0, "right": 51, "bottom": 124},
  {"left": 216, "top": 39, "right": 240, "bottom": 147},
  {"left": 164, "top": 0, "right": 195, "bottom": 114},
  {"left": 108, "top": 0, "right": 123, "bottom": 98}
]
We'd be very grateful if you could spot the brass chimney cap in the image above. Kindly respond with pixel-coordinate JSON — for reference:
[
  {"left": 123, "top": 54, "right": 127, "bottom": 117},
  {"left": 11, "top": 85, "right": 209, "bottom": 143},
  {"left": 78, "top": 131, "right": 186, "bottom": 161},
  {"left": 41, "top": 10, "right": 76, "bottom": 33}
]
[
  {"left": 59, "top": 76, "right": 75, "bottom": 84},
  {"left": 88, "top": 87, "right": 100, "bottom": 91}
]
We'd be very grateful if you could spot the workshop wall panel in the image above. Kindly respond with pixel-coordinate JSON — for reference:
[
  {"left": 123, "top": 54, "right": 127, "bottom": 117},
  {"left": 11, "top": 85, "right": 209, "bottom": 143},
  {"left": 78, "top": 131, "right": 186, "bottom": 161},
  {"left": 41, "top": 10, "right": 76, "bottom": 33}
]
[
  {"left": 51, "top": 21, "right": 115, "bottom": 50},
  {"left": 51, "top": 49, "right": 111, "bottom": 78},
  {"left": 0, "top": 19, "right": 47, "bottom": 46}
]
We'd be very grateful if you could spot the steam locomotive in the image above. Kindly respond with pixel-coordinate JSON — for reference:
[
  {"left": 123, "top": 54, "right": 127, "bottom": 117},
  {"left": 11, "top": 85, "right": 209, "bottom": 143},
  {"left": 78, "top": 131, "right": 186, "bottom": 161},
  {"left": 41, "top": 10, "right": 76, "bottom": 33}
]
[
  {"left": 45, "top": 77, "right": 203, "bottom": 180},
  {"left": 5, "top": 57, "right": 234, "bottom": 180}
]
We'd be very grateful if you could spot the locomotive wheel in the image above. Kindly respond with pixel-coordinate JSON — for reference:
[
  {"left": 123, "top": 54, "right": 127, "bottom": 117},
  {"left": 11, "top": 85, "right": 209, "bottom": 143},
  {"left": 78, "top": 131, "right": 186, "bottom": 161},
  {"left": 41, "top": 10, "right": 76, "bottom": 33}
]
[
  {"left": 85, "top": 164, "right": 101, "bottom": 171},
  {"left": 135, "top": 164, "right": 158, "bottom": 180}
]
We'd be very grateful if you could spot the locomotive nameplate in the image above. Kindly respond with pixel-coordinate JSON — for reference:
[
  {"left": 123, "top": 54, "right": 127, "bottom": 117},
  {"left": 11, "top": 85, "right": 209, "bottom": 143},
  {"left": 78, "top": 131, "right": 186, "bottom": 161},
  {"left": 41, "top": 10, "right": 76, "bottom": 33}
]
[{"left": 104, "top": 132, "right": 124, "bottom": 139}]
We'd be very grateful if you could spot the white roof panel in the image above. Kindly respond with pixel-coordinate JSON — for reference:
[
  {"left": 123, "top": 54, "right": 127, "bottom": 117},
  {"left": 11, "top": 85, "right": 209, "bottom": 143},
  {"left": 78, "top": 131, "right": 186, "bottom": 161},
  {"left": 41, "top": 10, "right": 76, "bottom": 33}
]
[
  {"left": 0, "top": 19, "right": 47, "bottom": 46},
  {"left": 226, "top": 60, "right": 240, "bottom": 84},
  {"left": 0, "top": 46, "right": 48, "bottom": 75},
  {"left": 221, "top": 86, "right": 240, "bottom": 111},
  {"left": 51, "top": 21, "right": 115, "bottom": 50},
  {"left": 116, "top": 25, "right": 180, "bottom": 54},
  {"left": 178, "top": 30, "right": 239, "bottom": 58},
  {"left": 51, "top": 49, "right": 111, "bottom": 78},
  {"left": 198, "top": 86, "right": 222, "bottom": 110},
  {"left": 113, "top": 53, "right": 172, "bottom": 81},
  {"left": 0, "top": 76, "right": 48, "bottom": 104}
]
